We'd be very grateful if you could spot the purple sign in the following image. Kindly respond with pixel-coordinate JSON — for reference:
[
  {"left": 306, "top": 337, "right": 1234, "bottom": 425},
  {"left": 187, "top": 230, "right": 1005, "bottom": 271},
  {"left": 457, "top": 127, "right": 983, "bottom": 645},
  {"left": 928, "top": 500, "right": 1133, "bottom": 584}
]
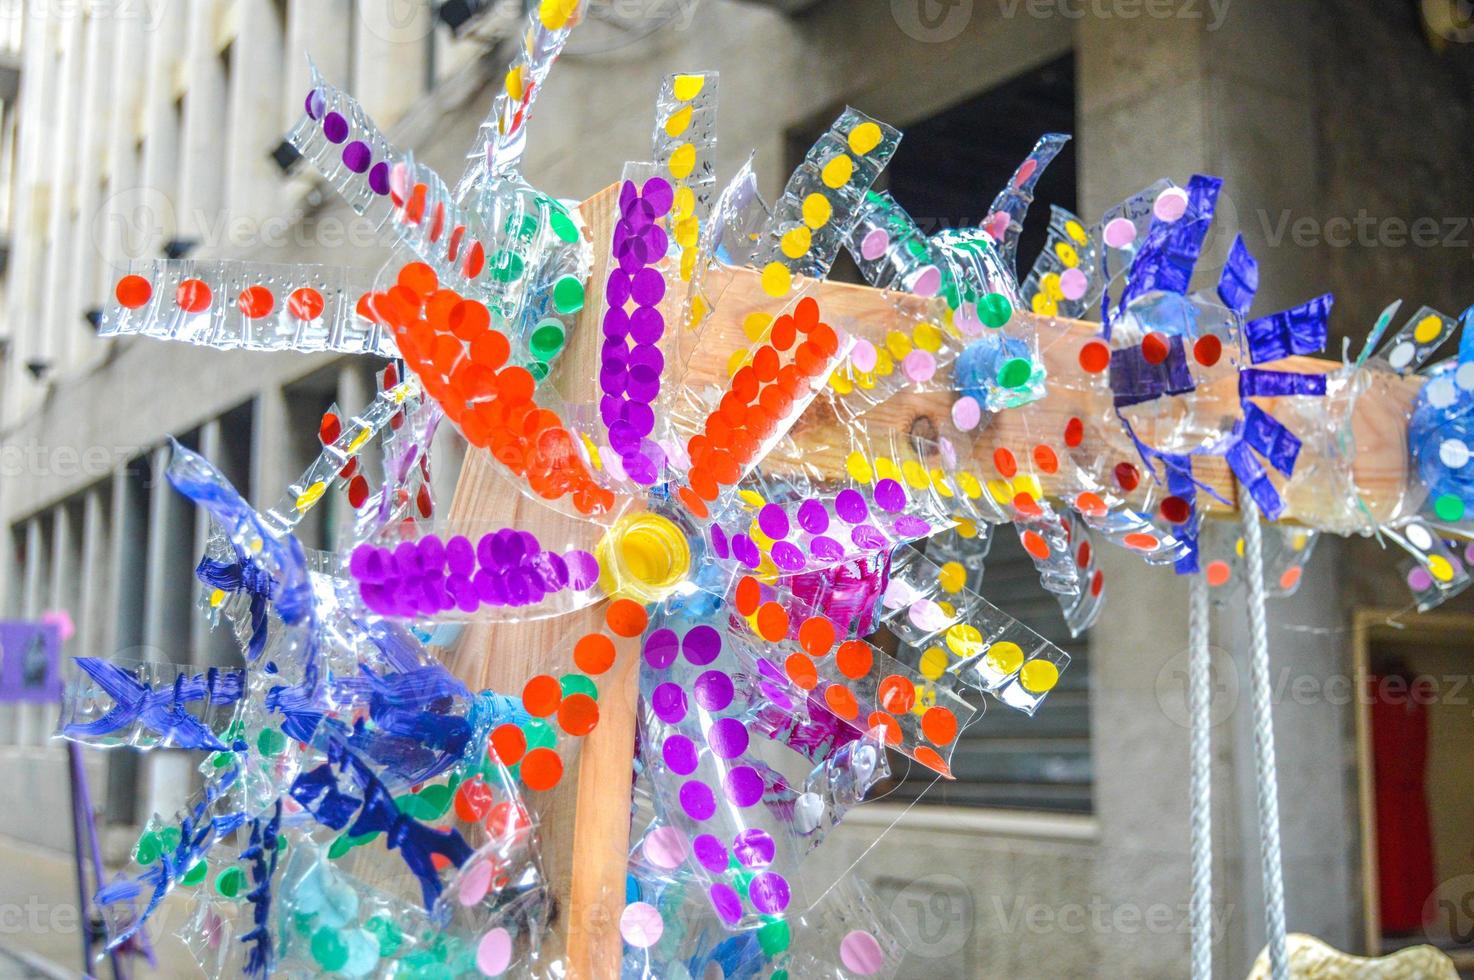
[{"left": 0, "top": 621, "right": 63, "bottom": 703}]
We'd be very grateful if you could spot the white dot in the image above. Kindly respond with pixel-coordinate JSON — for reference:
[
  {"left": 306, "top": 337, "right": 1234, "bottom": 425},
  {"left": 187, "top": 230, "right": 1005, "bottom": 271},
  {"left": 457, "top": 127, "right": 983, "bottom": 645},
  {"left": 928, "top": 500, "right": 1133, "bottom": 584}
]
[
  {"left": 1427, "top": 377, "right": 1457, "bottom": 409},
  {"left": 794, "top": 792, "right": 824, "bottom": 833},
  {"left": 1388, "top": 341, "right": 1415, "bottom": 370},
  {"left": 1406, "top": 523, "right": 1434, "bottom": 551},
  {"left": 1456, "top": 362, "right": 1474, "bottom": 391},
  {"left": 1440, "top": 439, "right": 1470, "bottom": 469}
]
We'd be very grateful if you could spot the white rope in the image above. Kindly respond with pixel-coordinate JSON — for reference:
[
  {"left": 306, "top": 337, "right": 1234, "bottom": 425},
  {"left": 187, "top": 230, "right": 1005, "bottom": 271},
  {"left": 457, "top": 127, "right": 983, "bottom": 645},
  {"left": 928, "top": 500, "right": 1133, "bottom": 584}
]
[
  {"left": 1240, "top": 497, "right": 1289, "bottom": 980},
  {"left": 1188, "top": 570, "right": 1213, "bottom": 980}
]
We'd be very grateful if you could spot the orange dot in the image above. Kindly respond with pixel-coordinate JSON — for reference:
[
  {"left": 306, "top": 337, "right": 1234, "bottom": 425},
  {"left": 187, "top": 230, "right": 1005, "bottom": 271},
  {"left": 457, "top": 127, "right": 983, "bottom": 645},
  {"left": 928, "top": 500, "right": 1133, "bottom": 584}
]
[
  {"left": 1079, "top": 339, "right": 1110, "bottom": 373},
  {"left": 237, "top": 285, "right": 274, "bottom": 319},
  {"left": 115, "top": 274, "right": 152, "bottom": 309},
  {"left": 557, "top": 693, "right": 599, "bottom": 737},
  {"left": 1075, "top": 492, "right": 1107, "bottom": 517},
  {"left": 521, "top": 674, "right": 562, "bottom": 717},
  {"left": 520, "top": 747, "right": 563, "bottom": 791},
  {"left": 706, "top": 450, "right": 740, "bottom": 485},
  {"left": 835, "top": 640, "right": 873, "bottom": 680},
  {"left": 824, "top": 683, "right": 859, "bottom": 720},
  {"left": 497, "top": 367, "right": 535, "bottom": 406},
  {"left": 678, "top": 486, "right": 709, "bottom": 518},
  {"left": 689, "top": 466, "right": 720, "bottom": 502},
  {"left": 756, "top": 602, "right": 790, "bottom": 642},
  {"left": 914, "top": 745, "right": 949, "bottom": 776},
  {"left": 606, "top": 598, "right": 649, "bottom": 638},
  {"left": 877, "top": 674, "right": 916, "bottom": 714},
  {"left": 922, "top": 706, "right": 958, "bottom": 745},
  {"left": 453, "top": 299, "right": 493, "bottom": 341},
  {"left": 287, "top": 287, "right": 325, "bottom": 320},
  {"left": 175, "top": 278, "right": 211, "bottom": 313},
  {"left": 1279, "top": 566, "right": 1302, "bottom": 591},
  {"left": 463, "top": 239, "right": 487, "bottom": 278},
  {"left": 866, "top": 711, "right": 902, "bottom": 746},
  {"left": 489, "top": 724, "right": 527, "bottom": 765},
  {"left": 798, "top": 617, "right": 836, "bottom": 657},
  {"left": 1064, "top": 417, "right": 1084, "bottom": 448},
  {"left": 1013, "top": 492, "right": 1042, "bottom": 519},
  {"left": 573, "top": 633, "right": 616, "bottom": 675},
  {"left": 1021, "top": 530, "right": 1051, "bottom": 560},
  {"left": 992, "top": 447, "right": 1017, "bottom": 478},
  {"left": 398, "top": 261, "right": 438, "bottom": 296},
  {"left": 454, "top": 778, "right": 491, "bottom": 823},
  {"left": 1033, "top": 444, "right": 1059, "bottom": 474},
  {"left": 1123, "top": 532, "right": 1159, "bottom": 551},
  {"left": 785, "top": 653, "right": 818, "bottom": 690},
  {"left": 1114, "top": 462, "right": 1140, "bottom": 492},
  {"left": 1194, "top": 334, "right": 1222, "bottom": 367},
  {"left": 1142, "top": 331, "right": 1170, "bottom": 365},
  {"left": 735, "top": 576, "right": 761, "bottom": 616}
]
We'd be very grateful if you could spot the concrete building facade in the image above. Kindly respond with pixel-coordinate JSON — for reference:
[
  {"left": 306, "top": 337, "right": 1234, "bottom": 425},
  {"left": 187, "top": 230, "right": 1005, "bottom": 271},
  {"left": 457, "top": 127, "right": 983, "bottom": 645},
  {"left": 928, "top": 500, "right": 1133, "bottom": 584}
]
[{"left": 1, "top": 0, "right": 1472, "bottom": 976}]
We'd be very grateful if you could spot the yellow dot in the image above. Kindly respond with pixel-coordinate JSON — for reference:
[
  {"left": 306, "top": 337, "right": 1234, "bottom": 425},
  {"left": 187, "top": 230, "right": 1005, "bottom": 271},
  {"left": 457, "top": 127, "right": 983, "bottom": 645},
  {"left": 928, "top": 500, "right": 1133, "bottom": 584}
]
[
  {"left": 505, "top": 66, "right": 526, "bottom": 101},
  {"left": 936, "top": 600, "right": 956, "bottom": 618},
  {"left": 919, "top": 646, "right": 949, "bottom": 681},
  {"left": 760, "top": 262, "right": 792, "bottom": 297},
  {"left": 873, "top": 350, "right": 895, "bottom": 377},
  {"left": 1065, "top": 220, "right": 1088, "bottom": 244},
  {"left": 885, "top": 329, "right": 913, "bottom": 360},
  {"left": 738, "top": 489, "right": 766, "bottom": 509},
  {"left": 672, "top": 185, "right": 695, "bottom": 218},
  {"left": 684, "top": 290, "right": 705, "bottom": 324},
  {"left": 726, "top": 349, "right": 750, "bottom": 376},
  {"left": 845, "top": 451, "right": 875, "bottom": 484},
  {"left": 1040, "top": 271, "right": 1064, "bottom": 300},
  {"left": 1235, "top": 537, "right": 1245, "bottom": 558},
  {"left": 956, "top": 473, "right": 983, "bottom": 499},
  {"left": 346, "top": 429, "right": 372, "bottom": 453},
  {"left": 913, "top": 685, "right": 937, "bottom": 715},
  {"left": 1414, "top": 314, "right": 1443, "bottom": 345},
  {"left": 802, "top": 193, "right": 832, "bottom": 229},
  {"left": 742, "top": 312, "right": 773, "bottom": 342},
  {"left": 986, "top": 641, "right": 1025, "bottom": 675},
  {"left": 1429, "top": 554, "right": 1455, "bottom": 582},
  {"left": 1020, "top": 658, "right": 1060, "bottom": 693},
  {"left": 663, "top": 105, "right": 693, "bottom": 138},
  {"left": 848, "top": 121, "right": 883, "bottom": 155},
  {"left": 855, "top": 370, "right": 877, "bottom": 389},
  {"left": 780, "top": 225, "right": 812, "bottom": 259},
  {"left": 538, "top": 0, "right": 571, "bottom": 29},
  {"left": 946, "top": 623, "right": 983, "bottom": 658},
  {"left": 874, "top": 457, "right": 901, "bottom": 482},
  {"left": 912, "top": 321, "right": 943, "bottom": 352},
  {"left": 938, "top": 561, "right": 967, "bottom": 593},
  {"left": 672, "top": 74, "right": 705, "bottom": 101},
  {"left": 1291, "top": 532, "right": 1308, "bottom": 552},
  {"left": 668, "top": 143, "right": 696, "bottom": 180},
  {"left": 821, "top": 154, "right": 854, "bottom": 189},
  {"left": 1054, "top": 242, "right": 1079, "bottom": 268},
  {"left": 829, "top": 371, "right": 854, "bottom": 395},
  {"left": 580, "top": 432, "right": 604, "bottom": 470},
  {"left": 954, "top": 516, "right": 979, "bottom": 538},
  {"left": 209, "top": 588, "right": 226, "bottom": 608},
  {"left": 902, "top": 459, "right": 930, "bottom": 489},
  {"left": 1032, "top": 293, "right": 1058, "bottom": 316},
  {"left": 1012, "top": 474, "right": 1042, "bottom": 498},
  {"left": 295, "top": 482, "right": 327, "bottom": 512},
  {"left": 930, "top": 468, "right": 954, "bottom": 497},
  {"left": 986, "top": 478, "right": 1014, "bottom": 505},
  {"left": 675, "top": 214, "right": 699, "bottom": 248}
]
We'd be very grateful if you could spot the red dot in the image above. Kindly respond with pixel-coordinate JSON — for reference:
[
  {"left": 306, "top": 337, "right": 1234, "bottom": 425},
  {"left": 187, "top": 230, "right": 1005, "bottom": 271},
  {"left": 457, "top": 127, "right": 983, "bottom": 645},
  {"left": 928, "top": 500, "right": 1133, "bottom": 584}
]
[
  {"left": 237, "top": 285, "right": 274, "bottom": 319},
  {"left": 1063, "top": 417, "right": 1084, "bottom": 448},
  {"left": 1114, "top": 462, "right": 1140, "bottom": 492},
  {"left": 175, "top": 278, "right": 211, "bottom": 313},
  {"left": 1021, "top": 530, "right": 1050, "bottom": 560},
  {"left": 115, "top": 275, "right": 152, "bottom": 309},
  {"left": 1159, "top": 495, "right": 1191, "bottom": 523},
  {"left": 1142, "top": 332, "right": 1170, "bottom": 365},
  {"left": 993, "top": 447, "right": 1017, "bottom": 478},
  {"left": 1194, "top": 334, "right": 1223, "bottom": 367},
  {"left": 1090, "top": 569, "right": 1105, "bottom": 595},
  {"left": 287, "top": 287, "right": 325, "bottom": 320},
  {"left": 318, "top": 412, "right": 342, "bottom": 445},
  {"left": 1078, "top": 339, "right": 1110, "bottom": 374}
]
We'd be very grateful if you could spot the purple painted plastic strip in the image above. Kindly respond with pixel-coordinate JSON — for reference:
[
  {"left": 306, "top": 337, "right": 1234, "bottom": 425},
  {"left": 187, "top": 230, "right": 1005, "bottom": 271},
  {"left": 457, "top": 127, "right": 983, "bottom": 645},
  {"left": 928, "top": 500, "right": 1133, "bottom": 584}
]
[
  {"left": 1239, "top": 368, "right": 1326, "bottom": 399},
  {"left": 1216, "top": 235, "right": 1259, "bottom": 316},
  {"left": 1244, "top": 294, "right": 1333, "bottom": 364},
  {"left": 1226, "top": 439, "right": 1284, "bottom": 520},
  {"left": 1109, "top": 337, "right": 1195, "bottom": 408},
  {"left": 1239, "top": 402, "right": 1302, "bottom": 476}
]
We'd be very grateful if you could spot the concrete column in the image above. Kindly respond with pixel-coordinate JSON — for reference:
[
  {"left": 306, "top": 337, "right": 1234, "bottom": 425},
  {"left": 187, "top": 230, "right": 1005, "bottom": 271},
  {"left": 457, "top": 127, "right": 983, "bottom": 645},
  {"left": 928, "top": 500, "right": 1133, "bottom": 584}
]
[
  {"left": 284, "top": 0, "right": 352, "bottom": 122},
  {"left": 177, "top": 0, "right": 228, "bottom": 247},
  {"left": 352, "top": 0, "right": 431, "bottom": 128},
  {"left": 79, "top": 485, "right": 112, "bottom": 663},
  {"left": 137, "top": 4, "right": 185, "bottom": 250},
  {"left": 39, "top": 14, "right": 83, "bottom": 369},
  {"left": 104, "top": 462, "right": 146, "bottom": 825},
  {"left": 222, "top": 0, "right": 287, "bottom": 237},
  {"left": 95, "top": 11, "right": 149, "bottom": 301},
  {"left": 251, "top": 384, "right": 291, "bottom": 509},
  {"left": 17, "top": 515, "right": 46, "bottom": 744},
  {"left": 70, "top": 8, "right": 117, "bottom": 356}
]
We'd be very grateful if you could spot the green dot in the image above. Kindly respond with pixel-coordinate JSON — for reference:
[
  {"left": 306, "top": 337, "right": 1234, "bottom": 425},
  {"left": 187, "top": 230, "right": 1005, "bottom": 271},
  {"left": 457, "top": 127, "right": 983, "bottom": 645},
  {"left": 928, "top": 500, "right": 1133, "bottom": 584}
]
[
  {"left": 365, "top": 915, "right": 403, "bottom": 957},
  {"left": 159, "top": 826, "right": 181, "bottom": 852},
  {"left": 905, "top": 239, "right": 928, "bottom": 259},
  {"left": 414, "top": 783, "right": 452, "bottom": 820},
  {"left": 1435, "top": 493, "right": 1466, "bottom": 522},
  {"left": 774, "top": 971, "right": 789, "bottom": 980},
  {"left": 552, "top": 275, "right": 585, "bottom": 315},
  {"left": 488, "top": 250, "right": 526, "bottom": 283},
  {"left": 311, "top": 926, "right": 349, "bottom": 972},
  {"left": 529, "top": 360, "right": 550, "bottom": 381},
  {"left": 735, "top": 869, "right": 754, "bottom": 897},
  {"left": 548, "top": 207, "right": 579, "bottom": 244},
  {"left": 505, "top": 213, "right": 538, "bottom": 240},
  {"left": 328, "top": 835, "right": 354, "bottom": 860},
  {"left": 292, "top": 911, "right": 317, "bottom": 936},
  {"left": 133, "top": 832, "right": 160, "bottom": 866},
  {"left": 256, "top": 727, "right": 286, "bottom": 757},
  {"left": 523, "top": 718, "right": 557, "bottom": 750},
  {"left": 758, "top": 917, "right": 791, "bottom": 955},
  {"left": 209, "top": 750, "right": 234, "bottom": 769},
  {"left": 181, "top": 861, "right": 208, "bottom": 887},
  {"left": 559, "top": 673, "right": 598, "bottom": 700},
  {"left": 998, "top": 357, "right": 1032, "bottom": 389},
  {"left": 530, "top": 318, "right": 566, "bottom": 360},
  {"left": 979, "top": 291, "right": 1013, "bottom": 328},
  {"left": 942, "top": 280, "right": 961, "bottom": 310},
  {"left": 214, "top": 866, "right": 244, "bottom": 899}
]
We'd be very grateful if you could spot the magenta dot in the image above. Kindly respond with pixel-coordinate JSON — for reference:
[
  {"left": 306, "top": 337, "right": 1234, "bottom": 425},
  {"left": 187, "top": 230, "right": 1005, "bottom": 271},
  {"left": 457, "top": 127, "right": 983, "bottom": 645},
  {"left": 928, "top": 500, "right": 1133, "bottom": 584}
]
[
  {"left": 342, "top": 140, "right": 371, "bottom": 173},
  {"left": 749, "top": 872, "right": 791, "bottom": 914},
  {"left": 642, "top": 176, "right": 673, "bottom": 216},
  {"left": 797, "top": 499, "right": 830, "bottom": 534},
  {"left": 693, "top": 833, "right": 728, "bottom": 873},
  {"left": 322, "top": 111, "right": 348, "bottom": 144},
  {"left": 758, "top": 504, "right": 791, "bottom": 540},
  {"left": 724, "top": 765, "right": 764, "bottom": 807},
  {"left": 893, "top": 515, "right": 931, "bottom": 538},
  {"left": 1408, "top": 567, "right": 1434, "bottom": 591},
  {"left": 680, "top": 780, "right": 716, "bottom": 821},
  {"left": 709, "top": 524, "right": 730, "bottom": 560},
  {"left": 644, "top": 628, "right": 679, "bottom": 669},
  {"left": 731, "top": 534, "right": 761, "bottom": 568},
  {"left": 771, "top": 541, "right": 807, "bottom": 571},
  {"left": 708, "top": 718, "right": 748, "bottom": 759},
  {"left": 305, "top": 89, "right": 325, "bottom": 119},
  {"left": 682, "top": 625, "right": 722, "bottom": 665},
  {"left": 564, "top": 550, "right": 599, "bottom": 590},
  {"left": 851, "top": 524, "right": 887, "bottom": 550},
  {"left": 709, "top": 883, "right": 743, "bottom": 925},
  {"left": 809, "top": 536, "right": 844, "bottom": 562},
  {"left": 733, "top": 829, "right": 775, "bottom": 868},
  {"left": 694, "top": 670, "right": 734, "bottom": 711},
  {"left": 872, "top": 478, "right": 906, "bottom": 513},
  {"left": 835, "top": 488, "right": 868, "bottom": 524},
  {"left": 368, "top": 162, "right": 390, "bottom": 195},
  {"left": 663, "top": 734, "right": 698, "bottom": 775},
  {"left": 652, "top": 683, "right": 687, "bottom": 724}
]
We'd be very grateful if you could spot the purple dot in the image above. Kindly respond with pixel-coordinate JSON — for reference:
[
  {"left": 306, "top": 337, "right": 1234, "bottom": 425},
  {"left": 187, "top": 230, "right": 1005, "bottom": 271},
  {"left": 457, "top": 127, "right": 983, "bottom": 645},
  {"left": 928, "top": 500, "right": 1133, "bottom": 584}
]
[
  {"left": 663, "top": 734, "right": 699, "bottom": 775},
  {"left": 368, "top": 162, "right": 390, "bottom": 195},
  {"left": 835, "top": 488, "right": 868, "bottom": 524},
  {"left": 733, "top": 829, "right": 775, "bottom": 868},
  {"left": 642, "top": 176, "right": 674, "bottom": 215},
  {"left": 680, "top": 780, "right": 717, "bottom": 821},
  {"left": 617, "top": 179, "right": 638, "bottom": 214},
  {"left": 694, "top": 670, "right": 735, "bottom": 711},
  {"left": 682, "top": 625, "right": 722, "bottom": 665},
  {"left": 809, "top": 536, "right": 844, "bottom": 562},
  {"left": 445, "top": 536, "right": 475, "bottom": 576},
  {"left": 873, "top": 478, "right": 907, "bottom": 513},
  {"left": 630, "top": 267, "right": 666, "bottom": 306},
  {"left": 342, "top": 140, "right": 371, "bottom": 173},
  {"left": 724, "top": 765, "right": 764, "bottom": 808},
  {"left": 851, "top": 524, "right": 887, "bottom": 550},
  {"left": 771, "top": 541, "right": 807, "bottom": 572},
  {"left": 732, "top": 534, "right": 761, "bottom": 569},
  {"left": 322, "top": 111, "right": 349, "bottom": 144},
  {"left": 749, "top": 872, "right": 791, "bottom": 914},
  {"left": 651, "top": 682, "right": 687, "bottom": 724},
  {"left": 644, "top": 628, "right": 679, "bottom": 669},
  {"left": 350, "top": 544, "right": 381, "bottom": 582},
  {"left": 473, "top": 569, "right": 503, "bottom": 605},
  {"left": 893, "top": 515, "right": 932, "bottom": 538},
  {"left": 564, "top": 551, "right": 599, "bottom": 590},
  {"left": 628, "top": 306, "right": 664, "bottom": 345},
  {"left": 709, "top": 525, "right": 730, "bottom": 560},
  {"left": 797, "top": 499, "right": 830, "bottom": 535},
  {"left": 693, "top": 833, "right": 728, "bottom": 873},
  {"left": 305, "top": 88, "right": 325, "bottom": 119},
  {"left": 416, "top": 534, "right": 445, "bottom": 572},
  {"left": 708, "top": 718, "right": 748, "bottom": 759},
  {"left": 758, "top": 504, "right": 791, "bottom": 540},
  {"left": 709, "top": 883, "right": 743, "bottom": 925}
]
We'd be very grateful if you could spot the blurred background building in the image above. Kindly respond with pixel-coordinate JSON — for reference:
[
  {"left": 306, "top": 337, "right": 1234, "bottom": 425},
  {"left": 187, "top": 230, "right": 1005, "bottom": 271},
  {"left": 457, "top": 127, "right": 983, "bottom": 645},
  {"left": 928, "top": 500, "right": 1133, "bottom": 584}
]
[{"left": 1, "top": 0, "right": 1473, "bottom": 976}]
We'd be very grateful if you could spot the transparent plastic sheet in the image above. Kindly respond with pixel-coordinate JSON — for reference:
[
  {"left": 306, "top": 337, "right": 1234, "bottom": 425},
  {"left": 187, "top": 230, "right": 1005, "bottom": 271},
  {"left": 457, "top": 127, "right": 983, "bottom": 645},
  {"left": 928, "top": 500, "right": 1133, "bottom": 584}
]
[
  {"left": 100, "top": 259, "right": 393, "bottom": 356},
  {"left": 1197, "top": 520, "right": 1321, "bottom": 598},
  {"left": 652, "top": 72, "right": 719, "bottom": 287},
  {"left": 56, "top": 656, "right": 245, "bottom": 751}
]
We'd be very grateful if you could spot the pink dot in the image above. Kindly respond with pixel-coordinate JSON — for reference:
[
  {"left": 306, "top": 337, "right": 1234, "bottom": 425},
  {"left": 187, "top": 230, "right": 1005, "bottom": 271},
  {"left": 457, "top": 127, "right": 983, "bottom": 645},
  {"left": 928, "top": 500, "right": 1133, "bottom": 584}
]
[
  {"left": 954, "top": 302, "right": 983, "bottom": 336},
  {"left": 643, "top": 826, "right": 689, "bottom": 870},
  {"left": 477, "top": 927, "right": 513, "bottom": 975},
  {"left": 620, "top": 901, "right": 665, "bottom": 948},
  {"left": 983, "top": 211, "right": 1010, "bottom": 241},
  {"left": 1408, "top": 567, "right": 1434, "bottom": 591},
  {"left": 951, "top": 396, "right": 981, "bottom": 432},
  {"left": 850, "top": 339, "right": 878, "bottom": 373},
  {"left": 911, "top": 265, "right": 941, "bottom": 297},
  {"left": 840, "top": 930, "right": 887, "bottom": 975},
  {"left": 1103, "top": 218, "right": 1136, "bottom": 249},
  {"left": 1060, "top": 267, "right": 1088, "bottom": 301},
  {"left": 457, "top": 859, "right": 493, "bottom": 906},
  {"left": 860, "top": 228, "right": 890, "bottom": 261},
  {"left": 902, "top": 349, "right": 936, "bottom": 382},
  {"left": 1154, "top": 187, "right": 1189, "bottom": 222},
  {"left": 1013, "top": 158, "right": 1038, "bottom": 188}
]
